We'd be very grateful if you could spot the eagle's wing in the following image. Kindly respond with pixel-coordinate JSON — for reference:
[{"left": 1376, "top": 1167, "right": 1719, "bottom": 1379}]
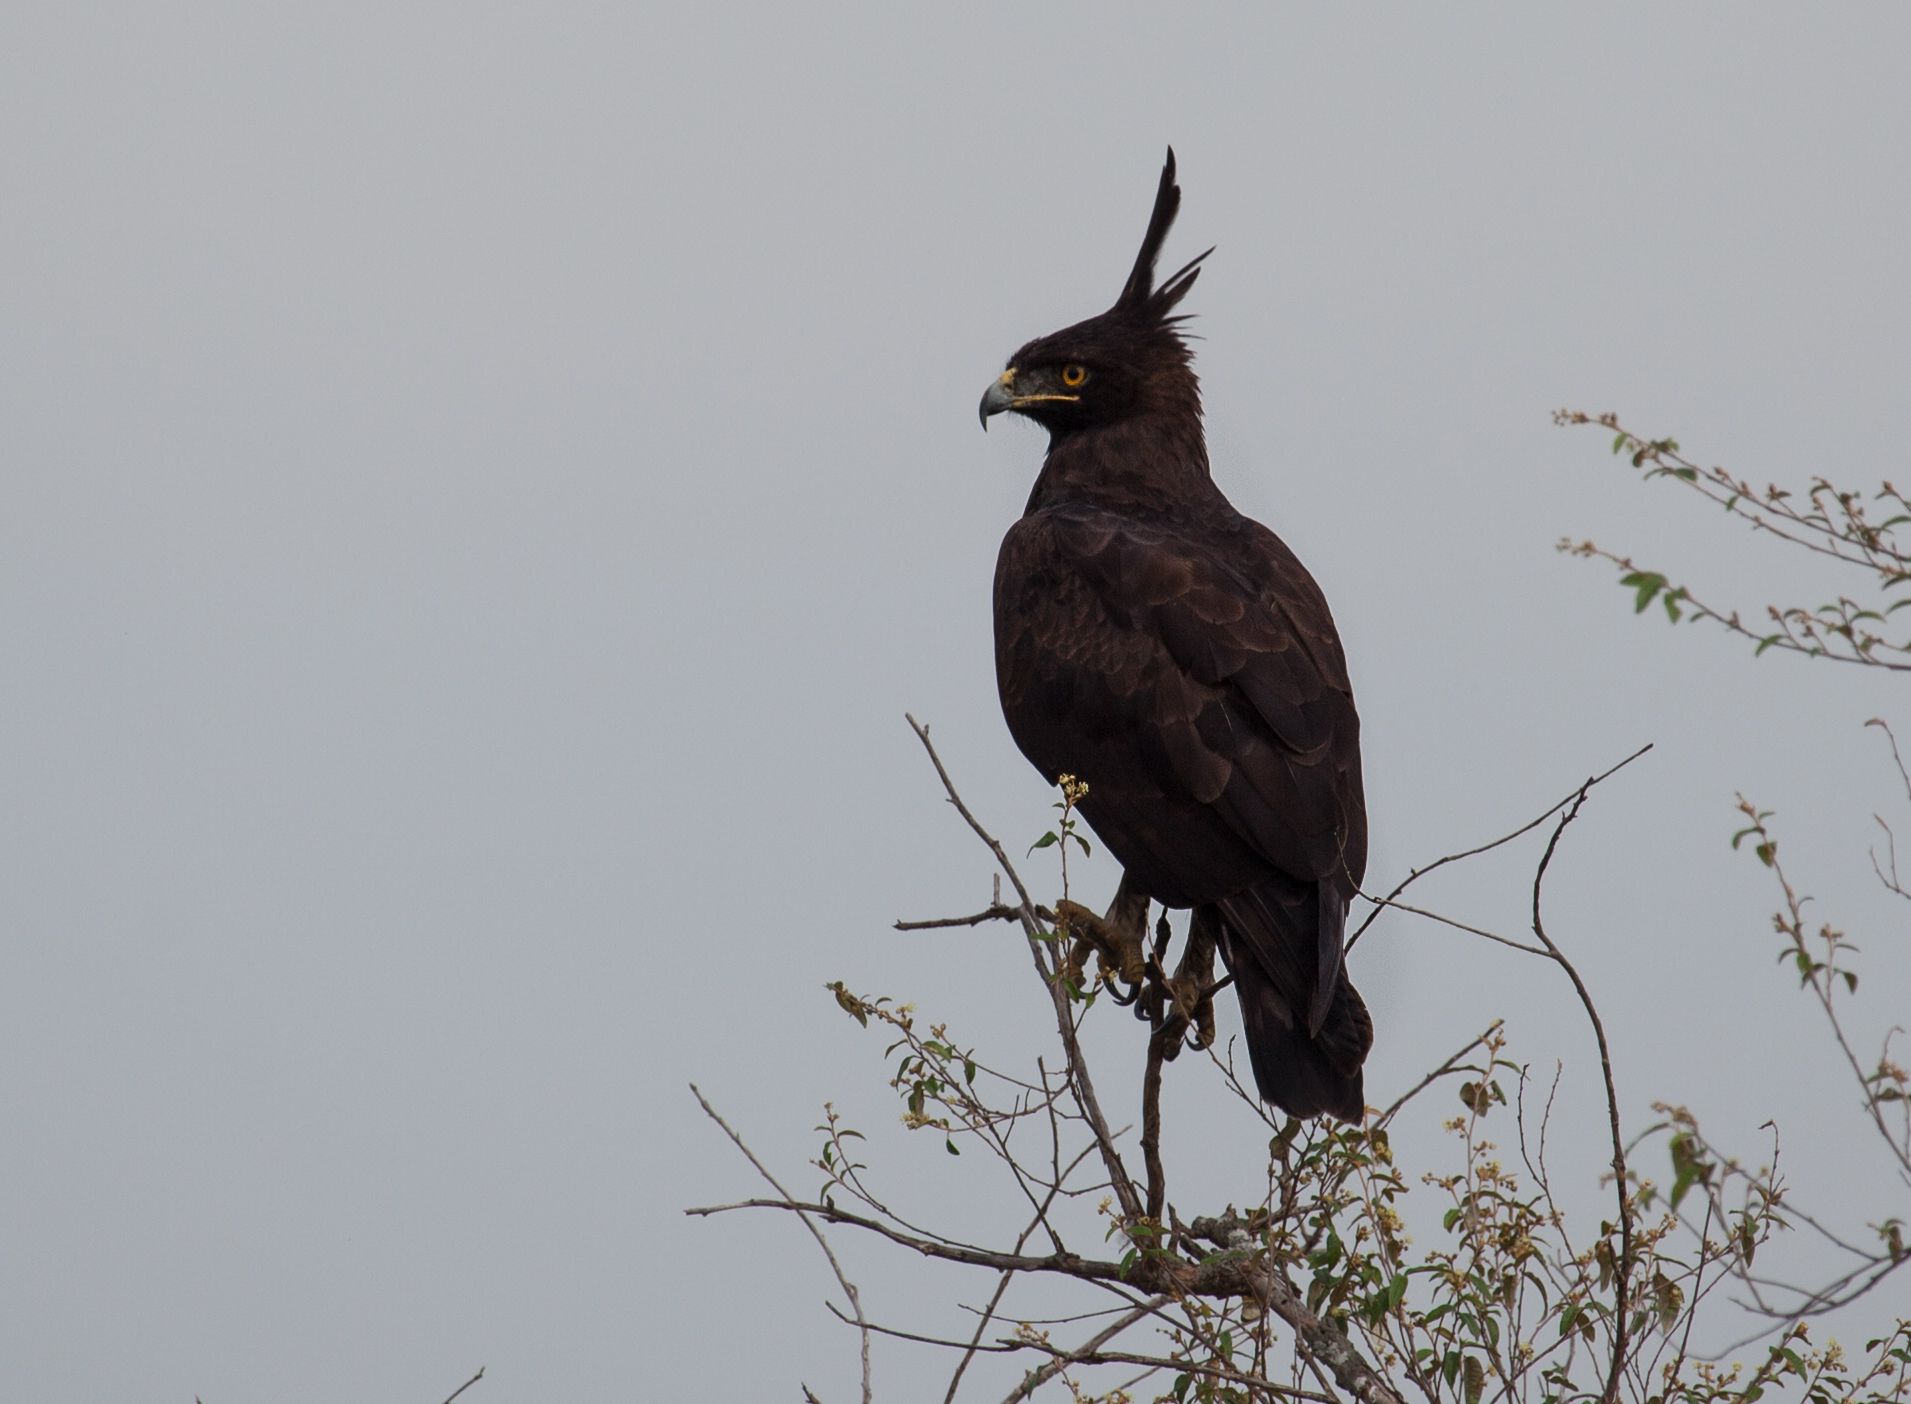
[{"left": 994, "top": 502, "right": 1365, "bottom": 904}]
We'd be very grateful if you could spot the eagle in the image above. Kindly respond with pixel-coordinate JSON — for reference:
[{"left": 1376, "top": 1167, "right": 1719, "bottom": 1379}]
[{"left": 980, "top": 151, "right": 1372, "bottom": 1122}]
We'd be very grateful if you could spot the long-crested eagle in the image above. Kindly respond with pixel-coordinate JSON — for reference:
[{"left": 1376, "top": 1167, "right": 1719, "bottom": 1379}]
[{"left": 980, "top": 150, "right": 1372, "bottom": 1122}]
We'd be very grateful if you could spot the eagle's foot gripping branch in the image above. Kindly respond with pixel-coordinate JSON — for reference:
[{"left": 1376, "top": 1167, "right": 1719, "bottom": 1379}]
[
  {"left": 1133, "top": 908, "right": 1217, "bottom": 1060},
  {"left": 1162, "top": 914, "right": 1218, "bottom": 1055},
  {"left": 1055, "top": 886, "right": 1218, "bottom": 1062},
  {"left": 1054, "top": 889, "right": 1149, "bottom": 989}
]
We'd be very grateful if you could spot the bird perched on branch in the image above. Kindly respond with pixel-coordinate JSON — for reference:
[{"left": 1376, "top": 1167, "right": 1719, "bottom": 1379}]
[{"left": 981, "top": 150, "right": 1372, "bottom": 1122}]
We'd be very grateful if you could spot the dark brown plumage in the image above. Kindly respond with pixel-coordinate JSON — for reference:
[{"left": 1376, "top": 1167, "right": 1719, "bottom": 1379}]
[{"left": 981, "top": 151, "right": 1372, "bottom": 1121}]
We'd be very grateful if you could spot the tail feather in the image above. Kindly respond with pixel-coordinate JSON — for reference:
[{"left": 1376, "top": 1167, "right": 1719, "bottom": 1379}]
[{"left": 1204, "top": 883, "right": 1372, "bottom": 1122}]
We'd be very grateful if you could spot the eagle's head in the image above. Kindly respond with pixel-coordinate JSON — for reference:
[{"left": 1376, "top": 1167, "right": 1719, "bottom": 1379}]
[{"left": 980, "top": 149, "right": 1212, "bottom": 440}]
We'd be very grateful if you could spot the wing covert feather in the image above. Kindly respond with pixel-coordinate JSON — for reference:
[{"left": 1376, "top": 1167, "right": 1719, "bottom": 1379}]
[{"left": 994, "top": 505, "right": 1365, "bottom": 903}]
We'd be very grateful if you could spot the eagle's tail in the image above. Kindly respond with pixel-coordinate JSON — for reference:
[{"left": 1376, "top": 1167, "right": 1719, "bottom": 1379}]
[{"left": 1205, "top": 884, "right": 1372, "bottom": 1123}]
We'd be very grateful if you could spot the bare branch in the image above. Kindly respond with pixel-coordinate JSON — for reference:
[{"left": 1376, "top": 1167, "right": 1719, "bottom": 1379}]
[
  {"left": 824, "top": 1300, "right": 1016, "bottom": 1353},
  {"left": 1347, "top": 744, "right": 1652, "bottom": 952},
  {"left": 687, "top": 1195, "right": 1128, "bottom": 1280},
  {"left": 1872, "top": 718, "right": 1911, "bottom": 806},
  {"left": 943, "top": 1142, "right": 1102, "bottom": 1403},
  {"left": 995, "top": 1296, "right": 1171, "bottom": 1403},
  {"left": 1356, "top": 894, "right": 1548, "bottom": 957},
  {"left": 905, "top": 714, "right": 1144, "bottom": 1224},
  {"left": 439, "top": 1368, "right": 485, "bottom": 1404},
  {"left": 1526, "top": 784, "right": 1632, "bottom": 1404},
  {"left": 896, "top": 903, "right": 1055, "bottom": 932},
  {"left": 688, "top": 1086, "right": 874, "bottom": 1404},
  {"left": 1141, "top": 1016, "right": 1176, "bottom": 1224}
]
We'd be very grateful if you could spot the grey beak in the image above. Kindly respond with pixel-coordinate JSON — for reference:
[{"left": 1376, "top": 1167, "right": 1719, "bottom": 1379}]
[{"left": 978, "top": 372, "right": 1017, "bottom": 430}]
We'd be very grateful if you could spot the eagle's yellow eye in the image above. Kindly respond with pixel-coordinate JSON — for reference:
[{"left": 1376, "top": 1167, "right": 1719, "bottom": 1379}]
[{"left": 1061, "top": 364, "right": 1089, "bottom": 388}]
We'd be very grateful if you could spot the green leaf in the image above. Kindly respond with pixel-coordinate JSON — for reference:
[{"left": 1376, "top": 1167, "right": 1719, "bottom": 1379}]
[
  {"left": 1619, "top": 570, "right": 1667, "bottom": 613},
  {"left": 945, "top": 1137, "right": 960, "bottom": 1156},
  {"left": 1463, "top": 1355, "right": 1486, "bottom": 1404},
  {"left": 1669, "top": 1132, "right": 1712, "bottom": 1211},
  {"left": 1027, "top": 832, "right": 1059, "bottom": 854},
  {"left": 1612, "top": 432, "right": 1629, "bottom": 455}
]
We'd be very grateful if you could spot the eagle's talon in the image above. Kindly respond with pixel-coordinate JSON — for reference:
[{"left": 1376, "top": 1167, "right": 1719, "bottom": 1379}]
[{"left": 1162, "top": 976, "right": 1217, "bottom": 1054}]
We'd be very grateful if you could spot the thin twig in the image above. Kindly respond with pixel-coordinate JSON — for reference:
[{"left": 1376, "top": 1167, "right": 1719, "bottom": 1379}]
[
  {"left": 1526, "top": 786, "right": 1632, "bottom": 1404},
  {"left": 688, "top": 1195, "right": 1124, "bottom": 1279},
  {"left": 897, "top": 903, "right": 1054, "bottom": 932},
  {"left": 943, "top": 1142, "right": 1101, "bottom": 1403},
  {"left": 1871, "top": 718, "right": 1911, "bottom": 805},
  {"left": 1355, "top": 895, "right": 1548, "bottom": 957},
  {"left": 1347, "top": 744, "right": 1652, "bottom": 951},
  {"left": 905, "top": 714, "right": 1144, "bottom": 1223},
  {"left": 689, "top": 1086, "right": 874, "bottom": 1404},
  {"left": 996, "top": 1296, "right": 1171, "bottom": 1403},
  {"left": 826, "top": 1301, "right": 1016, "bottom": 1352},
  {"left": 439, "top": 1368, "right": 485, "bottom": 1404},
  {"left": 1663, "top": 1195, "right": 1714, "bottom": 1389},
  {"left": 1375, "top": 1022, "right": 1503, "bottom": 1126}
]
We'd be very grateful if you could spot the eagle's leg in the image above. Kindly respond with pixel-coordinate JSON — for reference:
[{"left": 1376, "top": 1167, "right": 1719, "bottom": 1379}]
[
  {"left": 1136, "top": 909, "right": 1175, "bottom": 1028},
  {"left": 1150, "top": 909, "right": 1218, "bottom": 1060},
  {"left": 1168, "top": 911, "right": 1218, "bottom": 1052},
  {"left": 1054, "top": 873, "right": 1150, "bottom": 987}
]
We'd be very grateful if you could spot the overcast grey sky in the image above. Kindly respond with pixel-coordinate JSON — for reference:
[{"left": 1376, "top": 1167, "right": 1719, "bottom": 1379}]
[{"left": 4, "top": 6, "right": 1908, "bottom": 1401}]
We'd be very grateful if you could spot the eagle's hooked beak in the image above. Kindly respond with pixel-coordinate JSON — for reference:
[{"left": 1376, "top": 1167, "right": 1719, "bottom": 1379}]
[
  {"left": 978, "top": 369, "right": 1018, "bottom": 430},
  {"left": 978, "top": 366, "right": 1079, "bottom": 430}
]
